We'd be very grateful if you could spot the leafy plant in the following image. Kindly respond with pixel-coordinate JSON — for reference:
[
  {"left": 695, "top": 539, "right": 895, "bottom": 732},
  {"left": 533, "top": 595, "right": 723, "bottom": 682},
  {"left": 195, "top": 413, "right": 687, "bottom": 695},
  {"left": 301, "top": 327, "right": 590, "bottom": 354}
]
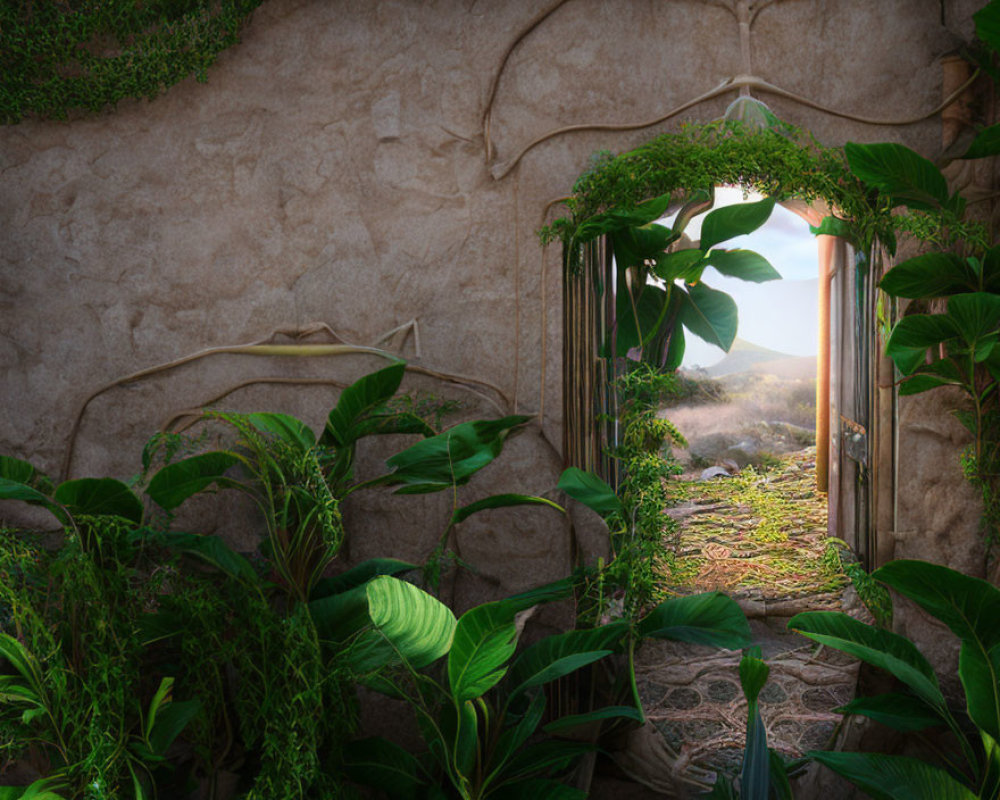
[
  {"left": 838, "top": 137, "right": 1000, "bottom": 549},
  {"left": 0, "top": 477, "right": 199, "bottom": 799},
  {"left": 330, "top": 576, "right": 751, "bottom": 799},
  {"left": 570, "top": 188, "right": 781, "bottom": 369},
  {"left": 789, "top": 559, "right": 1000, "bottom": 799}
]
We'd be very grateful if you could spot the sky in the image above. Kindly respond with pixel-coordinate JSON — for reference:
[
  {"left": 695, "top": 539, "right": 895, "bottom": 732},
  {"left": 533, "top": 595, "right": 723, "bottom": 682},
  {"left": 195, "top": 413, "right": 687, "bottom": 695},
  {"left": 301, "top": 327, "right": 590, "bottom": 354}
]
[{"left": 658, "top": 187, "right": 820, "bottom": 369}]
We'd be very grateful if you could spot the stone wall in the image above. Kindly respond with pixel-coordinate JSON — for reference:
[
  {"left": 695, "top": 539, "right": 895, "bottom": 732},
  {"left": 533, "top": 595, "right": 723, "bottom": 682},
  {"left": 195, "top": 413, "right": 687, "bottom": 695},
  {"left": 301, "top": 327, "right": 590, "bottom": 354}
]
[{"left": 0, "top": 0, "right": 990, "bottom": 604}]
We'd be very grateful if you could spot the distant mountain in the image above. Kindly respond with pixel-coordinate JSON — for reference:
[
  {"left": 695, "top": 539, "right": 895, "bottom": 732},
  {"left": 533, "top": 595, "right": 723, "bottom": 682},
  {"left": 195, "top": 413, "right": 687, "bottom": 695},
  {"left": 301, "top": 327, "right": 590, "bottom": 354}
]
[{"left": 700, "top": 338, "right": 809, "bottom": 378}]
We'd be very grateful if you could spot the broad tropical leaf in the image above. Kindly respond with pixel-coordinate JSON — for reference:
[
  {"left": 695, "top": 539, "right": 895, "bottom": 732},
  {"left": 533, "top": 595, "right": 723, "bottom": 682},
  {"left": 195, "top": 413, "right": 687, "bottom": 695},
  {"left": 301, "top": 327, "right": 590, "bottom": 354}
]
[
  {"left": 310, "top": 558, "right": 418, "bottom": 600},
  {"left": 366, "top": 575, "right": 456, "bottom": 669},
  {"left": 885, "top": 314, "right": 959, "bottom": 375},
  {"left": 835, "top": 692, "right": 945, "bottom": 732},
  {"left": 787, "top": 611, "right": 945, "bottom": 711},
  {"left": 508, "top": 623, "right": 628, "bottom": 699},
  {"left": 448, "top": 601, "right": 519, "bottom": 702},
  {"left": 678, "top": 282, "right": 739, "bottom": 351},
  {"left": 964, "top": 123, "right": 1000, "bottom": 160},
  {"left": 53, "top": 478, "right": 143, "bottom": 523},
  {"left": 809, "top": 216, "right": 859, "bottom": 246},
  {"left": 496, "top": 740, "right": 593, "bottom": 784},
  {"left": 451, "top": 494, "right": 565, "bottom": 526},
  {"left": 342, "top": 737, "right": 428, "bottom": 800},
  {"left": 653, "top": 248, "right": 706, "bottom": 283},
  {"left": 148, "top": 698, "right": 201, "bottom": 755},
  {"left": 703, "top": 249, "right": 781, "bottom": 283},
  {"left": 0, "top": 456, "right": 52, "bottom": 494},
  {"left": 874, "top": 559, "right": 1000, "bottom": 741},
  {"left": 699, "top": 197, "right": 775, "bottom": 251},
  {"left": 572, "top": 193, "right": 673, "bottom": 244},
  {"left": 845, "top": 142, "right": 949, "bottom": 212},
  {"left": 380, "top": 416, "right": 532, "bottom": 494},
  {"left": 637, "top": 592, "right": 751, "bottom": 649},
  {"left": 808, "top": 751, "right": 977, "bottom": 800},
  {"left": 493, "top": 689, "right": 547, "bottom": 775},
  {"left": 542, "top": 705, "right": 644, "bottom": 734},
  {"left": 147, "top": 531, "right": 258, "bottom": 584},
  {"left": 557, "top": 467, "right": 622, "bottom": 519},
  {"left": 878, "top": 253, "right": 976, "bottom": 298},
  {"left": 322, "top": 361, "right": 407, "bottom": 447},
  {"left": 146, "top": 452, "right": 242, "bottom": 510}
]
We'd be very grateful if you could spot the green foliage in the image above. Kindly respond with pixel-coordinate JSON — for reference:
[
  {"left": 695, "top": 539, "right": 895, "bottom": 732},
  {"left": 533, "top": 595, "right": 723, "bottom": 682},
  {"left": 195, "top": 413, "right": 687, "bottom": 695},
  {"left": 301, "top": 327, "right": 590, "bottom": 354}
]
[
  {"left": 789, "top": 559, "right": 1000, "bottom": 799},
  {"left": 1, "top": 0, "right": 265, "bottom": 123},
  {"left": 863, "top": 139, "right": 1000, "bottom": 549},
  {"left": 340, "top": 579, "right": 748, "bottom": 800}
]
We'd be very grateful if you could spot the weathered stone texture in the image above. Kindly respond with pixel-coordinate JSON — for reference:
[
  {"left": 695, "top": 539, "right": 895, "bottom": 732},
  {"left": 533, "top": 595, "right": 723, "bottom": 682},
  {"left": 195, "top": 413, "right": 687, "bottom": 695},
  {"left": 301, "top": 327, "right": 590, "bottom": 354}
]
[{"left": 0, "top": 0, "right": 989, "bottom": 603}]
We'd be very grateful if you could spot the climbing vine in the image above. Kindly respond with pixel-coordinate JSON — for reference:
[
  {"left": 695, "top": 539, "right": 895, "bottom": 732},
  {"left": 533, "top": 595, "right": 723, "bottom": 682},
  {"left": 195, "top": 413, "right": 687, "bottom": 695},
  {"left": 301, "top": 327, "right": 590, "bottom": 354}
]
[
  {"left": 539, "top": 120, "right": 895, "bottom": 260},
  {"left": 0, "top": 0, "right": 264, "bottom": 123}
]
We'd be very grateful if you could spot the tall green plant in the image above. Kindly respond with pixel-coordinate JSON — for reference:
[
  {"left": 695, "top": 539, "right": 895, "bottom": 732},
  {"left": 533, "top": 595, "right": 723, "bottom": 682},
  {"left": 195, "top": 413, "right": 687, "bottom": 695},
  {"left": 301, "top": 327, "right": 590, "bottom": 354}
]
[
  {"left": 572, "top": 189, "right": 781, "bottom": 368},
  {"left": 326, "top": 576, "right": 750, "bottom": 799},
  {"left": 790, "top": 559, "right": 1000, "bottom": 799}
]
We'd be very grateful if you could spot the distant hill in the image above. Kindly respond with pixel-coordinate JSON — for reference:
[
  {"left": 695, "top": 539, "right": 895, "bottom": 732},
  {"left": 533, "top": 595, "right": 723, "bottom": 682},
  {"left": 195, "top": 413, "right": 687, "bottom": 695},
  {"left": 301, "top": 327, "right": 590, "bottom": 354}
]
[{"left": 702, "top": 338, "right": 796, "bottom": 377}]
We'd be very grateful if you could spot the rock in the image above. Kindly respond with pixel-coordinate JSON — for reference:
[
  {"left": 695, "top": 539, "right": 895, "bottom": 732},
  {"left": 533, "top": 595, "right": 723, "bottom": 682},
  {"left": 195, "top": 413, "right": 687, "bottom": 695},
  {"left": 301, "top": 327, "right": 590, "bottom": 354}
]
[{"left": 699, "top": 466, "right": 731, "bottom": 481}]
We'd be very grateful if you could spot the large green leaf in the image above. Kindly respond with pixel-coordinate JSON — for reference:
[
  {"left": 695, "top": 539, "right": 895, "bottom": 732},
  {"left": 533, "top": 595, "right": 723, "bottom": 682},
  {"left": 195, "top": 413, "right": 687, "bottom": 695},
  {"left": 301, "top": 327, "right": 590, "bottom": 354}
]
[
  {"left": 322, "top": 361, "right": 407, "bottom": 448},
  {"left": 678, "top": 282, "right": 739, "bottom": 351},
  {"left": 557, "top": 467, "right": 621, "bottom": 519},
  {"left": 572, "top": 193, "right": 674, "bottom": 244},
  {"left": 508, "top": 623, "right": 628, "bottom": 698},
  {"left": 342, "top": 737, "right": 428, "bottom": 800},
  {"left": 874, "top": 559, "right": 1000, "bottom": 740},
  {"left": 149, "top": 531, "right": 258, "bottom": 584},
  {"left": 366, "top": 575, "right": 456, "bottom": 669},
  {"left": 836, "top": 692, "right": 945, "bottom": 732},
  {"left": 885, "top": 314, "right": 959, "bottom": 375},
  {"left": 808, "top": 751, "right": 977, "bottom": 800},
  {"left": 0, "top": 456, "right": 62, "bottom": 523},
  {"left": 542, "top": 704, "right": 644, "bottom": 734},
  {"left": 845, "top": 142, "right": 949, "bottom": 212},
  {"left": 310, "top": 558, "right": 418, "bottom": 600},
  {"left": 960, "top": 123, "right": 1000, "bottom": 160},
  {"left": 652, "top": 248, "right": 706, "bottom": 283},
  {"left": 0, "top": 456, "right": 52, "bottom": 494},
  {"left": 492, "top": 689, "right": 547, "bottom": 777},
  {"left": 350, "top": 411, "right": 436, "bottom": 441},
  {"left": 380, "top": 416, "right": 532, "bottom": 494},
  {"left": 148, "top": 698, "right": 201, "bottom": 756},
  {"left": 878, "top": 253, "right": 976, "bottom": 298},
  {"left": 898, "top": 360, "right": 966, "bottom": 396},
  {"left": 53, "top": 478, "right": 143, "bottom": 523},
  {"left": 245, "top": 412, "right": 316, "bottom": 452},
  {"left": 637, "top": 592, "right": 751, "bottom": 649},
  {"left": 451, "top": 494, "right": 565, "bottom": 526},
  {"left": 495, "top": 740, "right": 594, "bottom": 784},
  {"left": 146, "top": 452, "right": 242, "bottom": 511},
  {"left": 611, "top": 223, "right": 679, "bottom": 270},
  {"left": 699, "top": 197, "right": 775, "bottom": 251},
  {"left": 975, "top": 1, "right": 1000, "bottom": 58},
  {"left": 787, "top": 611, "right": 945, "bottom": 711},
  {"left": 615, "top": 282, "right": 670, "bottom": 357},
  {"left": 703, "top": 249, "right": 781, "bottom": 283},
  {"left": 947, "top": 292, "right": 1000, "bottom": 352},
  {"left": 448, "top": 602, "right": 519, "bottom": 702},
  {"left": 809, "top": 215, "right": 860, "bottom": 246}
]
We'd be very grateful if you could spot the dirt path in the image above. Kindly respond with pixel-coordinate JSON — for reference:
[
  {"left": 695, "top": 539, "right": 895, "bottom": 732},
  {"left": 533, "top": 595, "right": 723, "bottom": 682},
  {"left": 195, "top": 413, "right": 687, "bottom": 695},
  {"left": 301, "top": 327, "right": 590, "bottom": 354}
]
[{"left": 658, "top": 447, "right": 849, "bottom": 602}]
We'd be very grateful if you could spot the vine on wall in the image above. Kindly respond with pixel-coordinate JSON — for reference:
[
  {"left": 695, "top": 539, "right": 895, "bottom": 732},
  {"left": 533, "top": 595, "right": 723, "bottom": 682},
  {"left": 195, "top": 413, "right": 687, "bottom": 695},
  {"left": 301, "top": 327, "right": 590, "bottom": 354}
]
[{"left": 0, "top": 0, "right": 264, "bottom": 124}]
